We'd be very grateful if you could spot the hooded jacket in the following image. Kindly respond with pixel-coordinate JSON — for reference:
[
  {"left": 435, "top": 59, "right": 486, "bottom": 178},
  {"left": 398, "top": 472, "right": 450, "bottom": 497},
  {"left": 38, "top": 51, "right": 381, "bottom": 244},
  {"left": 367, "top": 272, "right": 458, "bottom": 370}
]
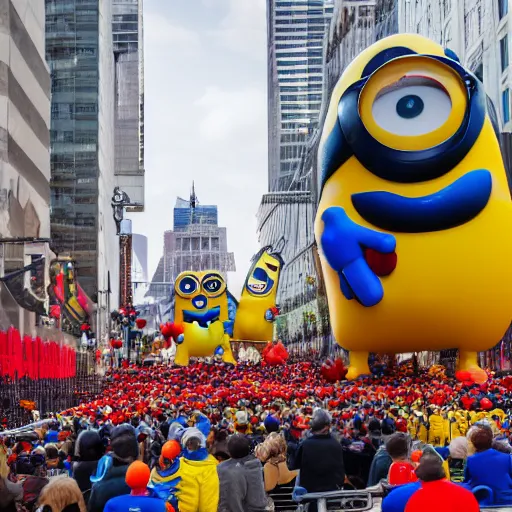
[
  {"left": 217, "top": 455, "right": 268, "bottom": 512},
  {"left": 73, "top": 430, "right": 104, "bottom": 500},
  {"left": 177, "top": 455, "right": 219, "bottom": 512}
]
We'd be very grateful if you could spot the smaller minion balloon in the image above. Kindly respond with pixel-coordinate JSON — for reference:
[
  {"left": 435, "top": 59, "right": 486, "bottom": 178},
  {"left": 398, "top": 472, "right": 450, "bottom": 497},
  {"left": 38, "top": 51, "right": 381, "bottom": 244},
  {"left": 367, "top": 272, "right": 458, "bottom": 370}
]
[
  {"left": 233, "top": 245, "right": 284, "bottom": 342},
  {"left": 173, "top": 270, "right": 236, "bottom": 366},
  {"left": 315, "top": 34, "right": 512, "bottom": 380}
]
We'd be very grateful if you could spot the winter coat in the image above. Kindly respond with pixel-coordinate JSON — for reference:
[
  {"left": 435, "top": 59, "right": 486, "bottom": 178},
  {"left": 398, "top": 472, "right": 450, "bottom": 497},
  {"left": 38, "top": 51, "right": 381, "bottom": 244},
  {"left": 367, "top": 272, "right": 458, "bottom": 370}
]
[
  {"left": 87, "top": 465, "right": 130, "bottom": 512},
  {"left": 104, "top": 493, "right": 168, "bottom": 512},
  {"left": 382, "top": 482, "right": 421, "bottom": 512},
  {"left": 405, "top": 479, "right": 479, "bottom": 512},
  {"left": 464, "top": 448, "right": 512, "bottom": 496},
  {"left": 177, "top": 455, "right": 219, "bottom": 512},
  {"left": 0, "top": 477, "right": 23, "bottom": 512},
  {"left": 73, "top": 460, "right": 98, "bottom": 501},
  {"left": 367, "top": 446, "right": 392, "bottom": 486},
  {"left": 292, "top": 432, "right": 345, "bottom": 493},
  {"left": 217, "top": 455, "right": 268, "bottom": 512}
]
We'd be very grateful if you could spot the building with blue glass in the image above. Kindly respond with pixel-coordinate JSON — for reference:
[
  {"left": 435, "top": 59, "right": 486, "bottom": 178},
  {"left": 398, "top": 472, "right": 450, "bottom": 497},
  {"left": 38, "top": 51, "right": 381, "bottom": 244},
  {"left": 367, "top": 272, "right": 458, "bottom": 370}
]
[{"left": 45, "top": 0, "right": 119, "bottom": 311}]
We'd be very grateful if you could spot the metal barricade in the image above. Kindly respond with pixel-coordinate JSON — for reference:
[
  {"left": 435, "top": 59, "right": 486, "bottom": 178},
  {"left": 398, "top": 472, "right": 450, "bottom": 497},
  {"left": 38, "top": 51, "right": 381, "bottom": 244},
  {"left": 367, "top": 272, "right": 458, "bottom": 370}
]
[{"left": 295, "top": 489, "right": 381, "bottom": 512}]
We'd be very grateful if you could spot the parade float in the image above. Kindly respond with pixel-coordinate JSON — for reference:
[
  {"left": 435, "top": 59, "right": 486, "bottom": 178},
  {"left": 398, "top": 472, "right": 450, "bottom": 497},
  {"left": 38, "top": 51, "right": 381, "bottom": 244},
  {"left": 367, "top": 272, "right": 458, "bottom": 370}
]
[{"left": 314, "top": 33, "right": 512, "bottom": 380}]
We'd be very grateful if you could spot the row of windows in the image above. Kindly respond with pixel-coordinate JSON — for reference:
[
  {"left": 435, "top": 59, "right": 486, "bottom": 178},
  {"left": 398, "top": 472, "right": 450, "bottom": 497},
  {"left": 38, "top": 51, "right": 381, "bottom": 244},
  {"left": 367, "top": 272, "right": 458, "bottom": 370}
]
[
  {"left": 113, "top": 33, "right": 138, "bottom": 42},
  {"left": 51, "top": 130, "right": 97, "bottom": 144},
  {"left": 279, "top": 81, "right": 323, "bottom": 88},
  {"left": 112, "top": 22, "right": 138, "bottom": 32},
  {"left": 276, "top": 51, "right": 323, "bottom": 58},
  {"left": 279, "top": 67, "right": 323, "bottom": 75},
  {"left": 275, "top": 33, "right": 325, "bottom": 41},
  {"left": 282, "top": 104, "right": 320, "bottom": 111},
  {"left": 282, "top": 113, "right": 317, "bottom": 120},
  {"left": 276, "top": 41, "right": 323, "bottom": 50},
  {"left": 113, "top": 14, "right": 138, "bottom": 22},
  {"left": 281, "top": 94, "right": 322, "bottom": 102}
]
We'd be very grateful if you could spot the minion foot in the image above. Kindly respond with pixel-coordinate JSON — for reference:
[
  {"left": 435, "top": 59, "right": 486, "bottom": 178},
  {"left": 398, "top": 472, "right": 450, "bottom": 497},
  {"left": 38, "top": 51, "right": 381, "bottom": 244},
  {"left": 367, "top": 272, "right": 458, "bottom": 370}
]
[
  {"left": 346, "top": 351, "right": 371, "bottom": 380},
  {"left": 174, "top": 349, "right": 190, "bottom": 367},
  {"left": 457, "top": 350, "right": 479, "bottom": 372}
]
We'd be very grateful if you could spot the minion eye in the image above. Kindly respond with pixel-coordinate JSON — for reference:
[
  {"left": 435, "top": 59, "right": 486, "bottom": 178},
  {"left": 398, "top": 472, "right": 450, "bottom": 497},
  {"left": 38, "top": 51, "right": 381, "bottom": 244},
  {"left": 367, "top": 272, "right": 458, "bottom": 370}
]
[
  {"left": 178, "top": 276, "right": 198, "bottom": 296},
  {"left": 202, "top": 273, "right": 226, "bottom": 296},
  {"left": 372, "top": 75, "right": 452, "bottom": 137}
]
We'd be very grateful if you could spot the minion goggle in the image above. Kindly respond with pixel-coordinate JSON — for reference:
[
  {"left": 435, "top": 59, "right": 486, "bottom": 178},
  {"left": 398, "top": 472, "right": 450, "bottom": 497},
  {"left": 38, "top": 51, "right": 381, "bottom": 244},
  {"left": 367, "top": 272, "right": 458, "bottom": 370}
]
[{"left": 321, "top": 50, "right": 490, "bottom": 187}]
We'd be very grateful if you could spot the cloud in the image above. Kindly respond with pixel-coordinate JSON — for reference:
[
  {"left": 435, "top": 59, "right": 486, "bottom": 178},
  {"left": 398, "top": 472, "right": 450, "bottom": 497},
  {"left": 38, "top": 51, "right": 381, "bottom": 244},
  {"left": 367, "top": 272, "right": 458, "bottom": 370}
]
[
  {"left": 143, "top": 12, "right": 201, "bottom": 50},
  {"left": 194, "top": 86, "right": 266, "bottom": 142},
  {"left": 209, "top": 0, "right": 267, "bottom": 61}
]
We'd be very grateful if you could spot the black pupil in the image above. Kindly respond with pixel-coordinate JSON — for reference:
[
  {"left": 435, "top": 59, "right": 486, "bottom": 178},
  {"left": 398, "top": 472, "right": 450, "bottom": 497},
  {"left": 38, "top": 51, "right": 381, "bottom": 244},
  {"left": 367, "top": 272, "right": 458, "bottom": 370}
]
[
  {"left": 396, "top": 94, "right": 424, "bottom": 119},
  {"left": 207, "top": 281, "right": 220, "bottom": 291}
]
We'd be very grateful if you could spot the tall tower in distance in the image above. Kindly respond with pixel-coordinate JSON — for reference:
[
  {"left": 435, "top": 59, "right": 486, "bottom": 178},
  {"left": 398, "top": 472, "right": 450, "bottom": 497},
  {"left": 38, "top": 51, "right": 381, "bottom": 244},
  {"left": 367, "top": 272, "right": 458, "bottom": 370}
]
[
  {"left": 267, "top": 0, "right": 334, "bottom": 192},
  {"left": 148, "top": 184, "right": 236, "bottom": 300}
]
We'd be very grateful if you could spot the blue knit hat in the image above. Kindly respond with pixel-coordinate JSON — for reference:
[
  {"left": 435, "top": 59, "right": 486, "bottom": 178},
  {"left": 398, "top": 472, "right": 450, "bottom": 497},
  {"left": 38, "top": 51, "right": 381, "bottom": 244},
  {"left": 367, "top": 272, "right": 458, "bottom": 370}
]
[{"left": 264, "top": 414, "right": 280, "bottom": 433}]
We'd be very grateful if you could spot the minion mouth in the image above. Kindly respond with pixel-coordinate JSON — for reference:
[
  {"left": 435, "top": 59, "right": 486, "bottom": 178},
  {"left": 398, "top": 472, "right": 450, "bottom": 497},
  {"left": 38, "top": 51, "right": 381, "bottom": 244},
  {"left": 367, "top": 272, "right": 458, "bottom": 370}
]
[
  {"left": 249, "top": 283, "right": 266, "bottom": 292},
  {"left": 351, "top": 170, "right": 492, "bottom": 233},
  {"left": 182, "top": 307, "right": 220, "bottom": 328}
]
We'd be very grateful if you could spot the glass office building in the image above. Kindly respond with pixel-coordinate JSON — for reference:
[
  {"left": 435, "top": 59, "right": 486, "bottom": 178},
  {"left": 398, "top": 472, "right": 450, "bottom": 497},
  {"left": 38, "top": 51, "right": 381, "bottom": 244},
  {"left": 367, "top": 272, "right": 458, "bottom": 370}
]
[
  {"left": 267, "top": 0, "right": 334, "bottom": 192},
  {"left": 46, "top": 0, "right": 118, "bottom": 304},
  {"left": 112, "top": 0, "right": 145, "bottom": 210}
]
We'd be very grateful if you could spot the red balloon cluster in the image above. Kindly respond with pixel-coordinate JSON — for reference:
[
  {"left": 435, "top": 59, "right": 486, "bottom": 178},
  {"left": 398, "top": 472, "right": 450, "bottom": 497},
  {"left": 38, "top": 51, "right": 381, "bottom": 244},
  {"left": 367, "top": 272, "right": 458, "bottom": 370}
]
[
  {"left": 160, "top": 322, "right": 184, "bottom": 342},
  {"left": 320, "top": 358, "right": 348, "bottom": 383},
  {"left": 135, "top": 318, "right": 147, "bottom": 330},
  {"left": 110, "top": 339, "right": 123, "bottom": 349},
  {"left": 262, "top": 342, "right": 289, "bottom": 366}
]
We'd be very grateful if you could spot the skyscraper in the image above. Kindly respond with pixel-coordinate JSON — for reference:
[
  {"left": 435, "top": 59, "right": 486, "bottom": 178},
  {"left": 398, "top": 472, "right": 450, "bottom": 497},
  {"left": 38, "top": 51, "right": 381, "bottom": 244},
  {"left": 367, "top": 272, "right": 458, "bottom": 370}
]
[
  {"left": 46, "top": 0, "right": 119, "bottom": 306},
  {"left": 0, "top": 1, "right": 52, "bottom": 332},
  {"left": 112, "top": 0, "right": 144, "bottom": 210},
  {"left": 267, "top": 0, "right": 334, "bottom": 191},
  {"left": 148, "top": 186, "right": 236, "bottom": 300}
]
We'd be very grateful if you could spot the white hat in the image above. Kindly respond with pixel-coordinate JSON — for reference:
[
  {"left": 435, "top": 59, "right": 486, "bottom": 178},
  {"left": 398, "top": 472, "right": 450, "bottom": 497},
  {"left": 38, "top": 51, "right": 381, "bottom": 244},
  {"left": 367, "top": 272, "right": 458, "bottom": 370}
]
[
  {"left": 236, "top": 411, "right": 248, "bottom": 425},
  {"left": 181, "top": 427, "right": 206, "bottom": 449}
]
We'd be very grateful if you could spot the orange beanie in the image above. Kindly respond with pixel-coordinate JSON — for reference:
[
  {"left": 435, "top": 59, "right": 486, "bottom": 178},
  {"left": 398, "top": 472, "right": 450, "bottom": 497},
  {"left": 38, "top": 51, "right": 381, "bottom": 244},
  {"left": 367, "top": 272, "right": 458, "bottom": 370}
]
[
  {"left": 126, "top": 460, "right": 150, "bottom": 490},
  {"left": 161, "top": 440, "right": 181, "bottom": 461}
]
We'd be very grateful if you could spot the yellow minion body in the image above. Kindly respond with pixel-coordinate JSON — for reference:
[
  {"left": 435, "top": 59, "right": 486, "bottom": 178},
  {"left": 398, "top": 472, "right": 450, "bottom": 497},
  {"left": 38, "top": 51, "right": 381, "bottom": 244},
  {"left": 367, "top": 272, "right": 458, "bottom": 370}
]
[
  {"left": 173, "top": 270, "right": 235, "bottom": 366},
  {"left": 233, "top": 247, "right": 284, "bottom": 342},
  {"left": 315, "top": 34, "right": 512, "bottom": 379}
]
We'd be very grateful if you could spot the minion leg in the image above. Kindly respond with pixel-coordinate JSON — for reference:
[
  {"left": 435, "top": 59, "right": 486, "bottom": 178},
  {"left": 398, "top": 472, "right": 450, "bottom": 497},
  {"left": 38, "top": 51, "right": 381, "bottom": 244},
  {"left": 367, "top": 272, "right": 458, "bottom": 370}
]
[
  {"left": 220, "top": 335, "right": 237, "bottom": 365},
  {"left": 174, "top": 346, "right": 190, "bottom": 367},
  {"left": 457, "top": 350, "right": 480, "bottom": 372},
  {"left": 346, "top": 351, "right": 371, "bottom": 380}
]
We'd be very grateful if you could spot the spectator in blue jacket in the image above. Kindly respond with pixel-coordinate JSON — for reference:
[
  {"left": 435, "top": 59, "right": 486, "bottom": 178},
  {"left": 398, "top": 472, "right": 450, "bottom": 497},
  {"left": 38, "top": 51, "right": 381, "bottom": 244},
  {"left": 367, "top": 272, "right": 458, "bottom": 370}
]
[
  {"left": 463, "top": 423, "right": 512, "bottom": 503},
  {"left": 105, "top": 461, "right": 173, "bottom": 512}
]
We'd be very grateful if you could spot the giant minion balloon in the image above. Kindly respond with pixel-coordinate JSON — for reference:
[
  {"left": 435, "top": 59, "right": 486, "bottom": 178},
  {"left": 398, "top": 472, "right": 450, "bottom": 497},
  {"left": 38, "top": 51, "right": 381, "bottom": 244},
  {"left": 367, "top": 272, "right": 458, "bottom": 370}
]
[
  {"left": 233, "top": 245, "right": 284, "bottom": 342},
  {"left": 315, "top": 34, "right": 512, "bottom": 380},
  {"left": 173, "top": 270, "right": 236, "bottom": 366}
]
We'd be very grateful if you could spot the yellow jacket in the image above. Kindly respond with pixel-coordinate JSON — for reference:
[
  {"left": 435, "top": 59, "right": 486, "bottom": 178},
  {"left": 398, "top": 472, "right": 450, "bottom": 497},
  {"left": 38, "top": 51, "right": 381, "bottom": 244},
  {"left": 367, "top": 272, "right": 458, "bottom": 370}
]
[
  {"left": 177, "top": 455, "right": 219, "bottom": 512},
  {"left": 428, "top": 414, "right": 445, "bottom": 446}
]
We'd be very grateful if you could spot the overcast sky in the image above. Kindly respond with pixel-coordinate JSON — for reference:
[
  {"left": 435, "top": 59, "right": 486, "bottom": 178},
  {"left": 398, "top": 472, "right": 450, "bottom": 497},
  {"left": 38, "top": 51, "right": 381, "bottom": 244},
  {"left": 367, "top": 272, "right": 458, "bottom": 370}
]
[{"left": 128, "top": 0, "right": 268, "bottom": 298}]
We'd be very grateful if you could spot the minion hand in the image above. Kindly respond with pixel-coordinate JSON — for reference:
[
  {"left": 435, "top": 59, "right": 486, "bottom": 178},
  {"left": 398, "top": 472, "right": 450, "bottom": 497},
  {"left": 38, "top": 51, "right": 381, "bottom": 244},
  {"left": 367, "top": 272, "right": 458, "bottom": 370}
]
[{"left": 320, "top": 207, "right": 396, "bottom": 307}]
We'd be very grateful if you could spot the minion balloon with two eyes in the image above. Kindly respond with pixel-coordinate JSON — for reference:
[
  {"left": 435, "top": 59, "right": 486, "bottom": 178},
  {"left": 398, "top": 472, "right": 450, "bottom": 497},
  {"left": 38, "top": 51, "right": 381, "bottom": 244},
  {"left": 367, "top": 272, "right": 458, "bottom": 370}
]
[
  {"left": 173, "top": 270, "right": 236, "bottom": 366},
  {"left": 315, "top": 34, "right": 512, "bottom": 380}
]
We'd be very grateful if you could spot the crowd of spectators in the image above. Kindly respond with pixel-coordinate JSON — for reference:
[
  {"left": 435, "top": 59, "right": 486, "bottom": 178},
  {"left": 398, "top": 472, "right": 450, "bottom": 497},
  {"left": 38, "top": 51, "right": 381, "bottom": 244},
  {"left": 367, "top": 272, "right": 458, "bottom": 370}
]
[{"left": 1, "top": 361, "right": 512, "bottom": 511}]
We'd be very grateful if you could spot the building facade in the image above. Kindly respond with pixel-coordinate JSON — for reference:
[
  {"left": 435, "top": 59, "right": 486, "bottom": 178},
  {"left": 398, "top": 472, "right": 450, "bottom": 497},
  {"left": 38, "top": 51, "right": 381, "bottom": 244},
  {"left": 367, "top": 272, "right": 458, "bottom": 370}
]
[
  {"left": 163, "top": 191, "right": 235, "bottom": 284},
  {"left": 0, "top": 0, "right": 52, "bottom": 333},
  {"left": 398, "top": 0, "right": 510, "bottom": 132},
  {"left": 259, "top": 0, "right": 399, "bottom": 356},
  {"left": 46, "top": 0, "right": 119, "bottom": 330},
  {"left": 112, "top": 0, "right": 144, "bottom": 210},
  {"left": 267, "top": 0, "right": 334, "bottom": 192}
]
